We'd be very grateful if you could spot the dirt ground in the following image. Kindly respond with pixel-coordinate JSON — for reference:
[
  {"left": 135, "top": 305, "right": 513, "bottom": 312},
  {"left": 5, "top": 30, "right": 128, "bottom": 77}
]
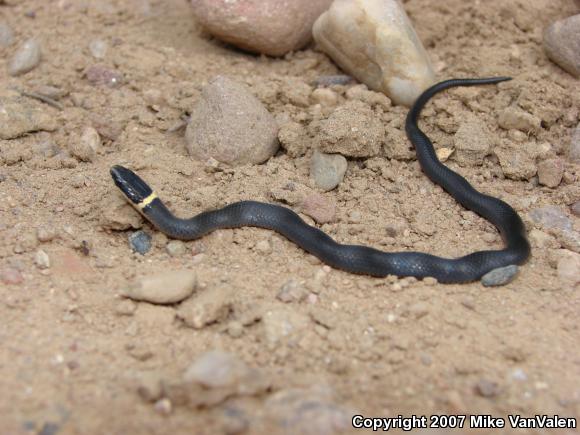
[{"left": 1, "top": 0, "right": 579, "bottom": 434}]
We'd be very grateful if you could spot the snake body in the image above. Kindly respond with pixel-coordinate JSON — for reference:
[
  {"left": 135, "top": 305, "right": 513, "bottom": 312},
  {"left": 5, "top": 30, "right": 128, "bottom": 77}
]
[{"left": 110, "top": 78, "right": 530, "bottom": 283}]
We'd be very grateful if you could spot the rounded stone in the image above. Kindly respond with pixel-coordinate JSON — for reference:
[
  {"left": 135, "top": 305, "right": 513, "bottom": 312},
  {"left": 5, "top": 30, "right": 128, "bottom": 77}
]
[
  {"left": 9, "top": 38, "right": 41, "bottom": 76},
  {"left": 544, "top": 14, "right": 580, "bottom": 78},
  {"left": 190, "top": 0, "right": 333, "bottom": 56},
  {"left": 313, "top": 0, "right": 435, "bottom": 106},
  {"left": 185, "top": 76, "right": 279, "bottom": 166},
  {"left": 310, "top": 150, "right": 348, "bottom": 191},
  {"left": 481, "top": 265, "right": 519, "bottom": 287},
  {"left": 123, "top": 270, "right": 197, "bottom": 304}
]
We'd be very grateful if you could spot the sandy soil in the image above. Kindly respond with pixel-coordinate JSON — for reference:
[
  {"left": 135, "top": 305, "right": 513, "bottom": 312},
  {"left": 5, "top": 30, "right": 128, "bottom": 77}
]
[{"left": 1, "top": 0, "right": 579, "bottom": 434}]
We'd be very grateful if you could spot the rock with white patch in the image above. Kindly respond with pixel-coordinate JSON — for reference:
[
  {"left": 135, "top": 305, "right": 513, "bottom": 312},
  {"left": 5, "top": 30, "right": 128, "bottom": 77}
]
[{"left": 313, "top": 0, "right": 436, "bottom": 106}]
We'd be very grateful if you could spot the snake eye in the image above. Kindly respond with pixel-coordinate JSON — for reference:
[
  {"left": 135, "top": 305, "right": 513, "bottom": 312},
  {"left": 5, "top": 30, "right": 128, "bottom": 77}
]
[{"left": 110, "top": 165, "right": 153, "bottom": 205}]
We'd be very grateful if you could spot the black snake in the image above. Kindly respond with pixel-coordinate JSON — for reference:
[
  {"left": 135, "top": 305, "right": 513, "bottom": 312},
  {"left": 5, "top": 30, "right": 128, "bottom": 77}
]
[{"left": 110, "top": 77, "right": 530, "bottom": 283}]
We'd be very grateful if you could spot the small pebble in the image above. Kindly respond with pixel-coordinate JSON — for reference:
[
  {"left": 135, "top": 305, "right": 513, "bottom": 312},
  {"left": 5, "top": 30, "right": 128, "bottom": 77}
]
[
  {"left": 481, "top": 265, "right": 519, "bottom": 287},
  {"left": 0, "top": 267, "right": 24, "bottom": 285},
  {"left": 88, "top": 39, "right": 108, "bottom": 59},
  {"left": 123, "top": 270, "right": 197, "bottom": 304},
  {"left": 543, "top": 14, "right": 580, "bottom": 78},
  {"left": 115, "top": 299, "right": 138, "bottom": 316},
  {"left": 570, "top": 124, "right": 580, "bottom": 163},
  {"left": 498, "top": 107, "right": 541, "bottom": 134},
  {"left": 71, "top": 127, "right": 101, "bottom": 162},
  {"left": 183, "top": 351, "right": 248, "bottom": 389},
  {"left": 0, "top": 96, "right": 57, "bottom": 140},
  {"left": 254, "top": 239, "right": 272, "bottom": 254},
  {"left": 312, "top": 74, "right": 355, "bottom": 87},
  {"left": 529, "top": 206, "right": 573, "bottom": 232},
  {"left": 9, "top": 38, "right": 41, "bottom": 76},
  {"left": 300, "top": 193, "right": 336, "bottom": 224},
  {"left": 511, "top": 368, "right": 528, "bottom": 381},
  {"left": 137, "top": 373, "right": 164, "bottom": 402},
  {"left": 36, "top": 225, "right": 57, "bottom": 242},
  {"left": 310, "top": 150, "right": 348, "bottom": 191},
  {"left": 227, "top": 321, "right": 244, "bottom": 338},
  {"left": 34, "top": 249, "right": 50, "bottom": 269},
  {"left": 166, "top": 240, "right": 186, "bottom": 257},
  {"left": 0, "top": 22, "right": 14, "bottom": 47},
  {"left": 129, "top": 231, "right": 152, "bottom": 255},
  {"left": 276, "top": 279, "right": 307, "bottom": 303},
  {"left": 177, "top": 286, "right": 233, "bottom": 329},
  {"left": 537, "top": 158, "right": 564, "bottom": 187},
  {"left": 557, "top": 251, "right": 580, "bottom": 286},
  {"left": 153, "top": 398, "right": 172, "bottom": 416},
  {"left": 85, "top": 64, "right": 124, "bottom": 88},
  {"left": 407, "top": 302, "right": 429, "bottom": 319},
  {"left": 571, "top": 201, "right": 580, "bottom": 217},
  {"left": 475, "top": 378, "right": 501, "bottom": 398}
]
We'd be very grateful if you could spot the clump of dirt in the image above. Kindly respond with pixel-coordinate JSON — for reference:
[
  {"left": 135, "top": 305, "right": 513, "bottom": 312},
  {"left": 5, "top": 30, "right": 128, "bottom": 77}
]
[{"left": 0, "top": 0, "right": 579, "bottom": 434}]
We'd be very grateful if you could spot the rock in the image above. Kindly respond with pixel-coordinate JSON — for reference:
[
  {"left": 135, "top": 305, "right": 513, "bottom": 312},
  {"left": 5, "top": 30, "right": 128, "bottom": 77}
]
[
  {"left": 190, "top": 0, "right": 333, "bottom": 56},
  {"left": 262, "top": 385, "right": 352, "bottom": 435},
  {"left": 314, "top": 101, "right": 384, "bottom": 158},
  {"left": 177, "top": 286, "right": 233, "bottom": 329},
  {"left": 407, "top": 302, "right": 430, "bottom": 319},
  {"left": 557, "top": 251, "right": 580, "bottom": 287},
  {"left": 185, "top": 76, "right": 279, "bottom": 166},
  {"left": 570, "top": 124, "right": 580, "bottom": 163},
  {"left": 278, "top": 121, "right": 307, "bottom": 157},
  {"left": 529, "top": 206, "right": 573, "bottom": 232},
  {"left": 85, "top": 64, "right": 123, "bottom": 88},
  {"left": 543, "top": 14, "right": 580, "bottom": 78},
  {"left": 0, "top": 96, "right": 57, "bottom": 140},
  {"left": 166, "top": 240, "right": 186, "bottom": 257},
  {"left": 0, "top": 22, "right": 14, "bottom": 47},
  {"left": 481, "top": 265, "right": 519, "bottom": 287},
  {"left": 497, "top": 107, "right": 541, "bottom": 134},
  {"left": 313, "top": 0, "right": 436, "bottom": 107},
  {"left": 8, "top": 38, "right": 41, "bottom": 76},
  {"left": 276, "top": 279, "right": 307, "bottom": 303},
  {"left": 184, "top": 351, "right": 249, "bottom": 389},
  {"left": 70, "top": 127, "right": 101, "bottom": 162},
  {"left": 262, "top": 308, "right": 310, "bottom": 346},
  {"left": 299, "top": 193, "right": 336, "bottom": 224},
  {"left": 453, "top": 118, "right": 493, "bottom": 165},
  {"left": 537, "top": 158, "right": 564, "bottom": 188},
  {"left": 100, "top": 192, "right": 143, "bottom": 230},
  {"left": 36, "top": 226, "right": 57, "bottom": 243},
  {"left": 88, "top": 39, "right": 108, "bottom": 59},
  {"left": 310, "top": 150, "right": 348, "bottom": 191},
  {"left": 494, "top": 147, "right": 537, "bottom": 181},
  {"left": 475, "top": 378, "right": 501, "bottom": 398},
  {"left": 122, "top": 270, "right": 197, "bottom": 304},
  {"left": 34, "top": 249, "right": 50, "bottom": 269},
  {"left": 115, "top": 299, "right": 137, "bottom": 316},
  {"left": 0, "top": 267, "right": 24, "bottom": 285},
  {"left": 571, "top": 201, "right": 580, "bottom": 217},
  {"left": 128, "top": 231, "right": 152, "bottom": 255},
  {"left": 311, "top": 88, "right": 339, "bottom": 107},
  {"left": 137, "top": 373, "right": 164, "bottom": 402}
]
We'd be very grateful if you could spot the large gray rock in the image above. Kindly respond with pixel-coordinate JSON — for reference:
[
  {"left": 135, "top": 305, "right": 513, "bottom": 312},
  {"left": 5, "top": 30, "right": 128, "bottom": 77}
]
[
  {"left": 544, "top": 14, "right": 580, "bottom": 78},
  {"left": 190, "top": 0, "right": 333, "bottom": 56},
  {"left": 185, "top": 76, "right": 279, "bottom": 166}
]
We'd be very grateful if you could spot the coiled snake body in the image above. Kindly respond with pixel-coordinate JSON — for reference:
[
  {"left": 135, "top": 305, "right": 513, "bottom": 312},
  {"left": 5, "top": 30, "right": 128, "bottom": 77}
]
[{"left": 111, "top": 78, "right": 530, "bottom": 283}]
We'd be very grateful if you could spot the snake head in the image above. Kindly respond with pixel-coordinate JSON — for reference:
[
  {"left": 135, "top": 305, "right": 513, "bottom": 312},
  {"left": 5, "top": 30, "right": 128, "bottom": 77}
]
[{"left": 110, "top": 165, "right": 153, "bottom": 206}]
